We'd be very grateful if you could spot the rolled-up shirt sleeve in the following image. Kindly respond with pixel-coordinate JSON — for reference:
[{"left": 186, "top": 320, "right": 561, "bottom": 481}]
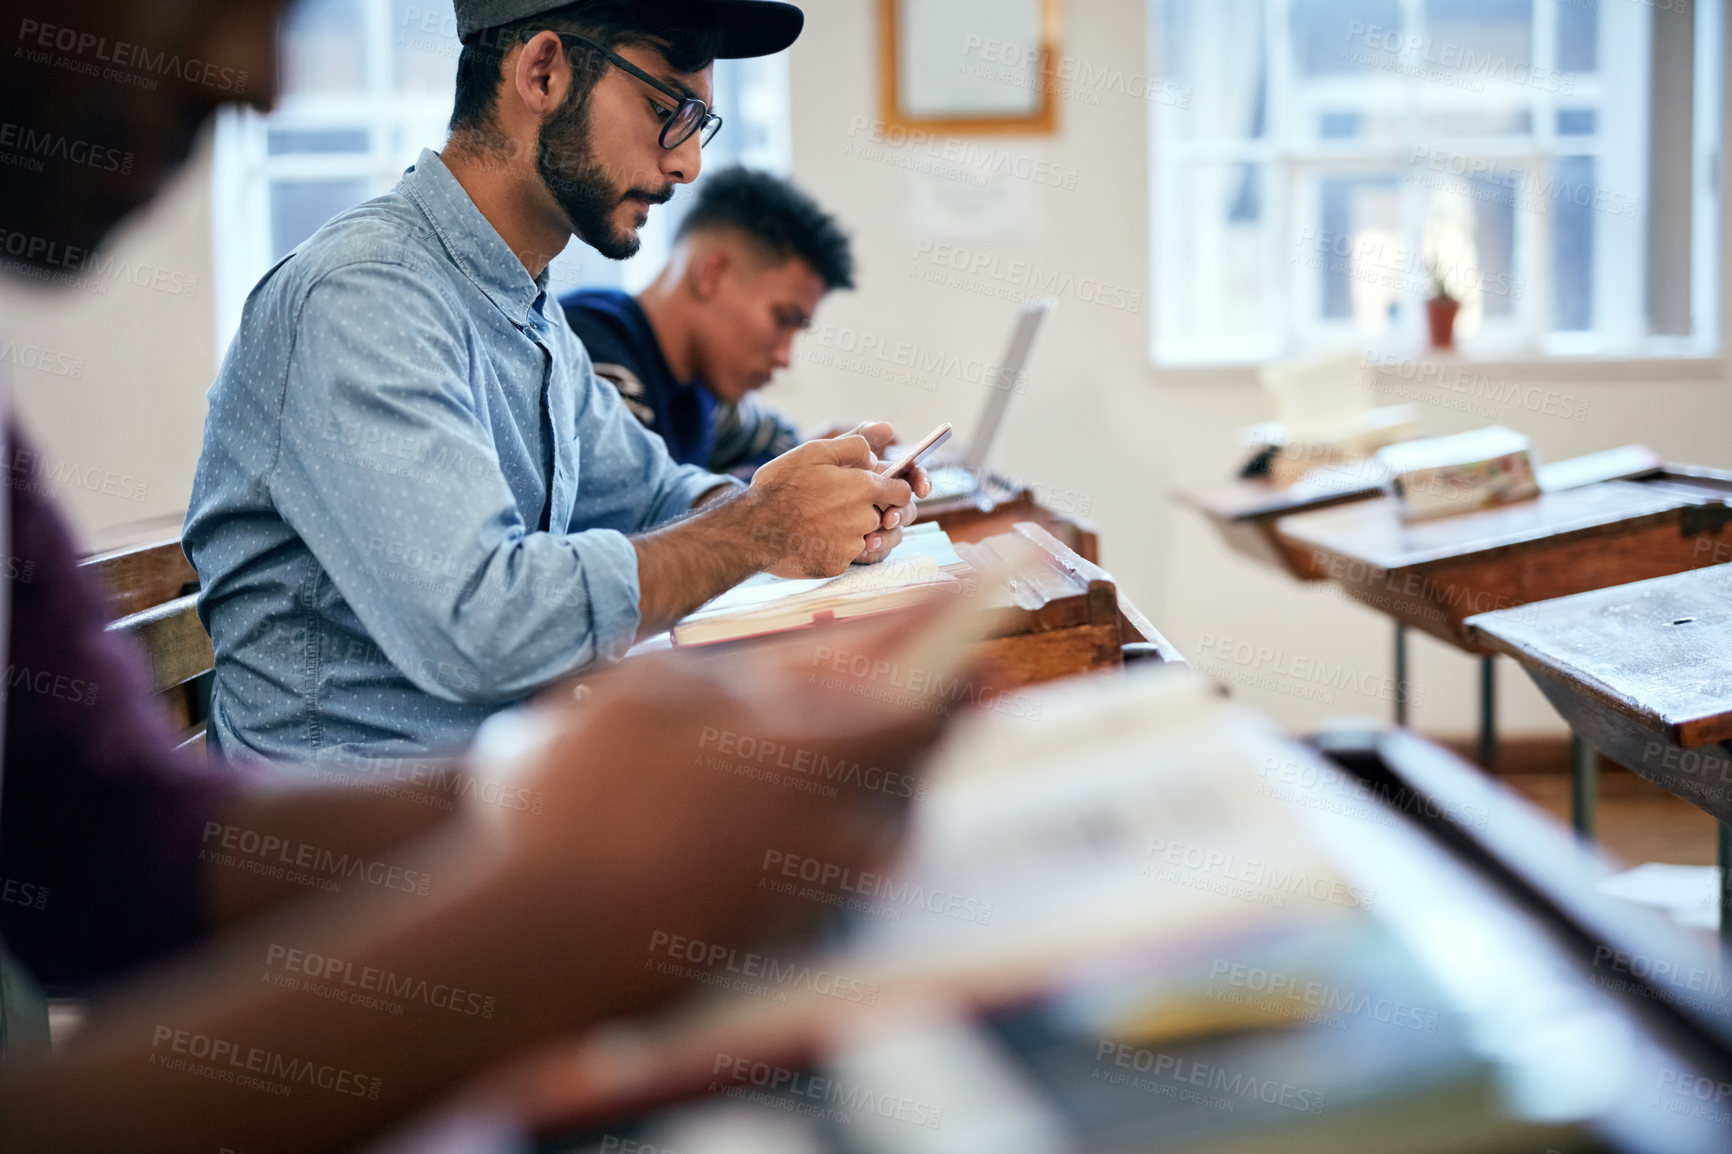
[{"left": 268, "top": 262, "right": 661, "bottom": 704}]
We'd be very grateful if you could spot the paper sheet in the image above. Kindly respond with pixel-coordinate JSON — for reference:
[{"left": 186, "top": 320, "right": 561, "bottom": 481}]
[
  {"left": 1598, "top": 862, "right": 1721, "bottom": 930},
  {"left": 684, "top": 523, "right": 963, "bottom": 622}
]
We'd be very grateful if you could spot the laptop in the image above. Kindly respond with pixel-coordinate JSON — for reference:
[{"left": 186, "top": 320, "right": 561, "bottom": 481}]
[{"left": 920, "top": 299, "right": 1054, "bottom": 503}]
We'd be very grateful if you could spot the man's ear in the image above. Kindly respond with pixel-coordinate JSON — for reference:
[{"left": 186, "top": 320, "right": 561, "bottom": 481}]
[
  {"left": 688, "top": 246, "right": 732, "bottom": 301},
  {"left": 512, "top": 30, "right": 571, "bottom": 119}
]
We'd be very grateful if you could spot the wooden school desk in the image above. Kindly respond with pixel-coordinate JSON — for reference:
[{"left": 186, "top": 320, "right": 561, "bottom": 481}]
[
  {"left": 1275, "top": 465, "right": 1732, "bottom": 773},
  {"left": 954, "top": 522, "right": 1181, "bottom": 687},
  {"left": 1466, "top": 565, "right": 1732, "bottom": 935},
  {"left": 618, "top": 522, "right": 1181, "bottom": 698},
  {"left": 520, "top": 670, "right": 1732, "bottom": 1153},
  {"left": 924, "top": 472, "right": 1099, "bottom": 564},
  {"left": 78, "top": 525, "right": 211, "bottom": 751},
  {"left": 1176, "top": 471, "right": 1387, "bottom": 581},
  {"left": 1178, "top": 448, "right": 1666, "bottom": 725}
]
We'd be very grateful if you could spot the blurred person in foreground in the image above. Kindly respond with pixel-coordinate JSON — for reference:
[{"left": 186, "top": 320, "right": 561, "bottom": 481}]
[
  {"left": 563, "top": 166, "right": 857, "bottom": 476},
  {"left": 0, "top": 1, "right": 962, "bottom": 1150}
]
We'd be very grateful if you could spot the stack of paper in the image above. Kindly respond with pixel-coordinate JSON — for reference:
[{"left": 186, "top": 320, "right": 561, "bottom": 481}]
[
  {"left": 671, "top": 523, "right": 969, "bottom": 646},
  {"left": 1249, "top": 353, "right": 1421, "bottom": 487}
]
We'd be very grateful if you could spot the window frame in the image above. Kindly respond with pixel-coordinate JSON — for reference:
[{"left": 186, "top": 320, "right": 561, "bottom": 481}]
[
  {"left": 1146, "top": 0, "right": 1722, "bottom": 369},
  {"left": 211, "top": 0, "right": 792, "bottom": 358}
]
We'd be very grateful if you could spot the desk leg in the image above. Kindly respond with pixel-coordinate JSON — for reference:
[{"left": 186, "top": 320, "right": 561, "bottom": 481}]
[
  {"left": 1478, "top": 657, "right": 1497, "bottom": 770},
  {"left": 1570, "top": 735, "right": 1597, "bottom": 840},
  {"left": 1393, "top": 624, "right": 1409, "bottom": 727},
  {"left": 1721, "top": 823, "right": 1732, "bottom": 942}
]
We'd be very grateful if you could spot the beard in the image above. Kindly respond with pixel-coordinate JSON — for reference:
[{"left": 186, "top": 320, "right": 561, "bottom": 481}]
[{"left": 536, "top": 87, "right": 671, "bottom": 261}]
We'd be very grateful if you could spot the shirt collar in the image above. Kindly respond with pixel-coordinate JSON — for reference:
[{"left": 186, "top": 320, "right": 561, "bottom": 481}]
[{"left": 401, "top": 149, "right": 550, "bottom": 328}]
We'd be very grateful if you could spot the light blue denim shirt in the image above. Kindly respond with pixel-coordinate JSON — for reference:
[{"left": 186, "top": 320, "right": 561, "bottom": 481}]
[{"left": 185, "top": 149, "right": 731, "bottom": 764}]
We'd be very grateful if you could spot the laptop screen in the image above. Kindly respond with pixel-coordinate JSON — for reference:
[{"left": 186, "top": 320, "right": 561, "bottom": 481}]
[{"left": 964, "top": 299, "right": 1054, "bottom": 476}]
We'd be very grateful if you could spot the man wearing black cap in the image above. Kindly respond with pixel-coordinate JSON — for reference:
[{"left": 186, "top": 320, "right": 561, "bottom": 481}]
[{"left": 184, "top": 0, "right": 930, "bottom": 764}]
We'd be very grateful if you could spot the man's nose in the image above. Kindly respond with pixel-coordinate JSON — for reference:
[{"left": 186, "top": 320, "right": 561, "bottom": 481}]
[{"left": 661, "top": 131, "right": 702, "bottom": 186}]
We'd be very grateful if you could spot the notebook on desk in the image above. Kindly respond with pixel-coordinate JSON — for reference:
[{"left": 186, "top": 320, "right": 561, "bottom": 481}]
[
  {"left": 670, "top": 523, "right": 970, "bottom": 646},
  {"left": 916, "top": 299, "right": 1054, "bottom": 505}
]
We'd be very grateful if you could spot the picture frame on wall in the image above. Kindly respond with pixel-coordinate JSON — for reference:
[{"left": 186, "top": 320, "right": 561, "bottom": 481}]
[{"left": 879, "top": 0, "right": 1062, "bottom": 136}]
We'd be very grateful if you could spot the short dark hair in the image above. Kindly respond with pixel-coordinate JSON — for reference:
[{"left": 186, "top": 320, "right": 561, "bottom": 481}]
[
  {"left": 450, "top": 0, "right": 724, "bottom": 135},
  {"left": 678, "top": 167, "right": 855, "bottom": 291}
]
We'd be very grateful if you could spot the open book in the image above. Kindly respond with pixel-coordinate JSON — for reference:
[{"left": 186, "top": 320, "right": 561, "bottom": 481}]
[{"left": 671, "top": 522, "right": 970, "bottom": 646}]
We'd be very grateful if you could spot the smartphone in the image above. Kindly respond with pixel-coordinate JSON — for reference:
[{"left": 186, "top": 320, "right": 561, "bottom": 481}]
[{"left": 884, "top": 422, "right": 953, "bottom": 480}]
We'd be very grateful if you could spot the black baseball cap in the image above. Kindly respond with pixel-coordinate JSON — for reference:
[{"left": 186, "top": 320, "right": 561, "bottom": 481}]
[{"left": 453, "top": 1, "right": 804, "bottom": 58}]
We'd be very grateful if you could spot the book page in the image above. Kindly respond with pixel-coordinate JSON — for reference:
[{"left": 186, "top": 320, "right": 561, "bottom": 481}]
[{"left": 684, "top": 524, "right": 963, "bottom": 622}]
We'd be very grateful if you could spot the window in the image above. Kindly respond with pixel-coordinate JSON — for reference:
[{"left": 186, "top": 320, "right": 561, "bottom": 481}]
[
  {"left": 1149, "top": 0, "right": 1722, "bottom": 365},
  {"left": 212, "top": 0, "right": 791, "bottom": 348}
]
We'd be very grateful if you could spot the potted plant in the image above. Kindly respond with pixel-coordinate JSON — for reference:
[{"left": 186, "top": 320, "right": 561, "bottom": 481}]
[{"left": 1426, "top": 260, "right": 1461, "bottom": 351}]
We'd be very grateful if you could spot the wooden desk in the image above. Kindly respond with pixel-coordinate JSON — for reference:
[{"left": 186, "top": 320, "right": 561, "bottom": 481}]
[
  {"left": 925, "top": 474, "right": 1099, "bottom": 564},
  {"left": 1313, "top": 724, "right": 1732, "bottom": 1057},
  {"left": 1276, "top": 467, "right": 1732, "bottom": 768},
  {"left": 524, "top": 673, "right": 1732, "bottom": 1152},
  {"left": 956, "top": 522, "right": 1181, "bottom": 689},
  {"left": 617, "top": 523, "right": 1181, "bottom": 700},
  {"left": 1176, "top": 472, "right": 1386, "bottom": 580},
  {"left": 1276, "top": 469, "right": 1732, "bottom": 653},
  {"left": 78, "top": 532, "right": 210, "bottom": 747},
  {"left": 1467, "top": 565, "right": 1732, "bottom": 932}
]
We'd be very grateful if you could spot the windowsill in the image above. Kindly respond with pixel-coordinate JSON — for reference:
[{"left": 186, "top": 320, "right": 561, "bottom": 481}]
[{"left": 1150, "top": 351, "right": 1725, "bottom": 387}]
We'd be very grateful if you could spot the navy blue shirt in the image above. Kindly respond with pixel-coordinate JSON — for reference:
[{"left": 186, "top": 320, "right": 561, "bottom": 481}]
[
  {"left": 561, "top": 289, "right": 800, "bottom": 474},
  {"left": 560, "top": 289, "right": 716, "bottom": 468}
]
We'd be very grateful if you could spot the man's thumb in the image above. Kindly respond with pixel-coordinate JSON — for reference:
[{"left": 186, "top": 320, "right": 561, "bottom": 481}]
[{"left": 824, "top": 433, "right": 877, "bottom": 470}]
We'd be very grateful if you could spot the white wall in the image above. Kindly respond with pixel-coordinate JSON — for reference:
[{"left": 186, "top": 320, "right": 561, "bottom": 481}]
[
  {"left": 1, "top": 134, "right": 219, "bottom": 543},
  {"left": 5, "top": 2, "right": 1728, "bottom": 742}
]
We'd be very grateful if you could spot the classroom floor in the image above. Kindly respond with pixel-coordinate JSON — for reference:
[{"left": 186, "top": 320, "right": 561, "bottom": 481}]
[
  {"left": 1503, "top": 769, "right": 1720, "bottom": 868},
  {"left": 1432, "top": 738, "right": 1720, "bottom": 868},
  {"left": 1501, "top": 767, "right": 1725, "bottom": 949}
]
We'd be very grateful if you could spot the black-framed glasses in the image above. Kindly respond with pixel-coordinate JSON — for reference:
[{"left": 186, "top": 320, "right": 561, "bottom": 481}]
[{"left": 554, "top": 32, "right": 724, "bottom": 150}]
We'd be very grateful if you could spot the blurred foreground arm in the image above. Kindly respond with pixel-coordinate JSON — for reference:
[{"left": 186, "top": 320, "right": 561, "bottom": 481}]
[{"left": 0, "top": 610, "right": 958, "bottom": 1154}]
